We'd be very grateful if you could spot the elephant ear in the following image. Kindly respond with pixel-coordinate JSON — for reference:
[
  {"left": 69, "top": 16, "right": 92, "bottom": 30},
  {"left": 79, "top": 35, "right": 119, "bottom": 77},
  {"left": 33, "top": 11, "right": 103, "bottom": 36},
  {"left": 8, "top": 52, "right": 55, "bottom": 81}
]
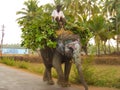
[
  {"left": 56, "top": 40, "right": 73, "bottom": 59},
  {"left": 72, "top": 40, "right": 81, "bottom": 64},
  {"left": 56, "top": 40, "right": 65, "bottom": 55}
]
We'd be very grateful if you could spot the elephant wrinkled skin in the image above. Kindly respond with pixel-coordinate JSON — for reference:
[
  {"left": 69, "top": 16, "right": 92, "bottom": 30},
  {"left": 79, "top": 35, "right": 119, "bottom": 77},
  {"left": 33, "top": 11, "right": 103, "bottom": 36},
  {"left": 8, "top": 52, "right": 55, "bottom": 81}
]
[{"left": 40, "top": 34, "right": 88, "bottom": 90}]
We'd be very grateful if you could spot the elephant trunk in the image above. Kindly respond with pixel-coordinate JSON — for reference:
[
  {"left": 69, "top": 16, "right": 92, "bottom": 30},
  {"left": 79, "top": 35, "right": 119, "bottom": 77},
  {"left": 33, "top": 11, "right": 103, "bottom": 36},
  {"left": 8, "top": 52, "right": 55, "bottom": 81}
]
[
  {"left": 75, "top": 63, "right": 88, "bottom": 90},
  {"left": 72, "top": 41, "right": 88, "bottom": 90}
]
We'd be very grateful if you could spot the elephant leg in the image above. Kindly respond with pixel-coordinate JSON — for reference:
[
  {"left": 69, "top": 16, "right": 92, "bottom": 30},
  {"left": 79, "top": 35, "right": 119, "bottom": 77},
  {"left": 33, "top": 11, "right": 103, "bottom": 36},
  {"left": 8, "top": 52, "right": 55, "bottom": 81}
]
[
  {"left": 74, "top": 54, "right": 88, "bottom": 90},
  {"left": 43, "top": 67, "right": 54, "bottom": 85},
  {"left": 52, "top": 53, "right": 65, "bottom": 87},
  {"left": 64, "top": 61, "right": 72, "bottom": 87},
  {"left": 47, "top": 67, "right": 54, "bottom": 85},
  {"left": 40, "top": 48, "right": 55, "bottom": 85}
]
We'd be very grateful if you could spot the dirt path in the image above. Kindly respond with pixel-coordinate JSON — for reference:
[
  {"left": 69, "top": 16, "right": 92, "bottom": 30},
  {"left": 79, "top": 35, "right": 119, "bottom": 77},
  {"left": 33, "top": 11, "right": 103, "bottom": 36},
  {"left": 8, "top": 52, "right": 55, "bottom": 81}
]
[{"left": 0, "top": 64, "right": 119, "bottom": 90}]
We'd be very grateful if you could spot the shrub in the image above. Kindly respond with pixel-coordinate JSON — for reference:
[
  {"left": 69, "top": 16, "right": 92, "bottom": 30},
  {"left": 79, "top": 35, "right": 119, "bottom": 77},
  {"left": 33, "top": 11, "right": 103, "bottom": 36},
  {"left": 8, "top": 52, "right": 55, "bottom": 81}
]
[
  {"left": 0, "top": 57, "right": 15, "bottom": 66},
  {"left": 16, "top": 61, "right": 29, "bottom": 69},
  {"left": 52, "top": 68, "right": 58, "bottom": 78},
  {"left": 71, "top": 56, "right": 95, "bottom": 84}
]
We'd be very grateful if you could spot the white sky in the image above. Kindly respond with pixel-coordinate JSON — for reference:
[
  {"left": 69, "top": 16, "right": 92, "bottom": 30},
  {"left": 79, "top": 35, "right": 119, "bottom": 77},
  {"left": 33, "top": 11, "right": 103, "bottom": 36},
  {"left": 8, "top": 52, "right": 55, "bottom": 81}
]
[{"left": 0, "top": 0, "right": 54, "bottom": 44}]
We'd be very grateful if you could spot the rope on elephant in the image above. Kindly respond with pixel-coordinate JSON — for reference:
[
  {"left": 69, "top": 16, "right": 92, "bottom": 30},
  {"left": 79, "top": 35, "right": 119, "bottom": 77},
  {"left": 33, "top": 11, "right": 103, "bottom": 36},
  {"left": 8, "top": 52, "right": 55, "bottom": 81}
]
[
  {"left": 56, "top": 28, "right": 79, "bottom": 42},
  {"left": 56, "top": 28, "right": 73, "bottom": 36}
]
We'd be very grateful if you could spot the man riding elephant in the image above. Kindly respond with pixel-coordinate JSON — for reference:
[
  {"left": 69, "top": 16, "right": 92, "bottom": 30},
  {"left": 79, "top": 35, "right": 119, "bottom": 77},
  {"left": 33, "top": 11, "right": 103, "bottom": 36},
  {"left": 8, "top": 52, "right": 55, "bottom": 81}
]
[{"left": 51, "top": 4, "right": 66, "bottom": 29}]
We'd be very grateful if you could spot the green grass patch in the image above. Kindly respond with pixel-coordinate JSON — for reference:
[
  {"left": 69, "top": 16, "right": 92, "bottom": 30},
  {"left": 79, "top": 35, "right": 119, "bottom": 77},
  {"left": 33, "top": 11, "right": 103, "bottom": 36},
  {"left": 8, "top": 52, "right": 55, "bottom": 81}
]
[
  {"left": 27, "top": 63, "right": 45, "bottom": 74},
  {"left": 92, "top": 65, "right": 120, "bottom": 88},
  {"left": 0, "top": 57, "right": 16, "bottom": 66},
  {"left": 0, "top": 57, "right": 29, "bottom": 69},
  {"left": 16, "top": 61, "right": 30, "bottom": 69}
]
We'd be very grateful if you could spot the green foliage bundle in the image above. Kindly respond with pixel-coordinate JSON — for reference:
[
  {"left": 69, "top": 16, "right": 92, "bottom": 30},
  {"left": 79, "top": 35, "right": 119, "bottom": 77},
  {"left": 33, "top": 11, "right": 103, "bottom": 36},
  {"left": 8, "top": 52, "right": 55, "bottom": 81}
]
[{"left": 17, "top": 0, "right": 57, "bottom": 50}]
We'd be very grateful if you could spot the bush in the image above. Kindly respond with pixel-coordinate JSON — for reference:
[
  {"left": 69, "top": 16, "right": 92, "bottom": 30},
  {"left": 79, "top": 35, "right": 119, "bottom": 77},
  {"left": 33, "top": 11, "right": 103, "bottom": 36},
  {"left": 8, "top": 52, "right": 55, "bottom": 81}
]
[
  {"left": 70, "top": 56, "right": 95, "bottom": 84},
  {"left": 0, "top": 57, "right": 15, "bottom": 66},
  {"left": 0, "top": 57, "right": 30, "bottom": 69}
]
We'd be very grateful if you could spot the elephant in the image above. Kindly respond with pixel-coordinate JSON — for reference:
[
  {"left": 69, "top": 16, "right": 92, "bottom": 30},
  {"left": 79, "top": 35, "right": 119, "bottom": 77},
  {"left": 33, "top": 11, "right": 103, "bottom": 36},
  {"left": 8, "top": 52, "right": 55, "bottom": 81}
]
[{"left": 40, "top": 33, "right": 88, "bottom": 90}]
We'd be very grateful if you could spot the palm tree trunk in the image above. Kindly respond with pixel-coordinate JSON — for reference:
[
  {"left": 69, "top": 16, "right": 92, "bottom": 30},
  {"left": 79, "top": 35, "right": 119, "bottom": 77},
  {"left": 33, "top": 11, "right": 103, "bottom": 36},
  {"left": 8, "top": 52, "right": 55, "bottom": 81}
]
[
  {"left": 116, "top": 16, "right": 119, "bottom": 53},
  {"left": 97, "top": 41, "right": 100, "bottom": 56},
  {"left": 103, "top": 41, "right": 107, "bottom": 55},
  {"left": 108, "top": 40, "right": 111, "bottom": 54},
  {"left": 116, "top": 36, "right": 119, "bottom": 52}
]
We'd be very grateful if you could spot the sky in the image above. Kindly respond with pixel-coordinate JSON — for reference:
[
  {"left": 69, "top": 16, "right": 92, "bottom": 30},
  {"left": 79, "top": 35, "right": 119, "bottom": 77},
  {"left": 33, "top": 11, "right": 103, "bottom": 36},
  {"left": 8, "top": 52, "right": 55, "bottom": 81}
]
[{"left": 0, "top": 0, "right": 54, "bottom": 44}]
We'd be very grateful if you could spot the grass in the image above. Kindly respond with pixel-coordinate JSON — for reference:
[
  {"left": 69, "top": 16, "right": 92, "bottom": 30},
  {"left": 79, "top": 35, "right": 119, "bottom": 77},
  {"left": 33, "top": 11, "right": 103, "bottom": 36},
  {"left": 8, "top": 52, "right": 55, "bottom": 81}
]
[
  {"left": 0, "top": 57, "right": 120, "bottom": 89},
  {"left": 0, "top": 57, "right": 29, "bottom": 69},
  {"left": 92, "top": 65, "right": 120, "bottom": 88}
]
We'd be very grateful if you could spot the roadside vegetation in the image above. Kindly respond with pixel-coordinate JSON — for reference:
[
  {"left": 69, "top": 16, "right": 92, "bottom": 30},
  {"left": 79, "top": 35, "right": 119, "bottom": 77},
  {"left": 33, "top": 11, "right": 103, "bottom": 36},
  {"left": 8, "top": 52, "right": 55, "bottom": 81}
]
[{"left": 0, "top": 57, "right": 120, "bottom": 89}]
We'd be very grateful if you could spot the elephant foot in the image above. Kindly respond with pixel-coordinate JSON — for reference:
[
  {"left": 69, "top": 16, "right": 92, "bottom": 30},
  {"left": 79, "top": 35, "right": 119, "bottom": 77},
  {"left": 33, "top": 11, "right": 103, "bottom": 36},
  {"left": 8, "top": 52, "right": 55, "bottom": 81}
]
[
  {"left": 57, "top": 81, "right": 71, "bottom": 87},
  {"left": 57, "top": 81, "right": 65, "bottom": 87},
  {"left": 47, "top": 80, "right": 55, "bottom": 85},
  {"left": 65, "top": 82, "right": 71, "bottom": 87},
  {"left": 43, "top": 77, "right": 49, "bottom": 82},
  {"left": 43, "top": 77, "right": 54, "bottom": 85}
]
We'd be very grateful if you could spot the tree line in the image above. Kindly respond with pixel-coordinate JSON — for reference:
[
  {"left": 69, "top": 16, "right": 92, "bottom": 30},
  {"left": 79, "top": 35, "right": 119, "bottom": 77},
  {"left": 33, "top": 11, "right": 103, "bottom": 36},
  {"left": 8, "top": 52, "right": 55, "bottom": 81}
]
[
  {"left": 3, "top": 44, "right": 25, "bottom": 49},
  {"left": 16, "top": 0, "right": 120, "bottom": 55}
]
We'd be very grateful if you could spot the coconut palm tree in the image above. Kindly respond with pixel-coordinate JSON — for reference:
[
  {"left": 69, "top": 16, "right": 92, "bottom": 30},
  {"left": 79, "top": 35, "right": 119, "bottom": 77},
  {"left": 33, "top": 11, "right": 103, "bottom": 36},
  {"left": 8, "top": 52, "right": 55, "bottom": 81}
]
[
  {"left": 104, "top": 0, "right": 120, "bottom": 52},
  {"left": 16, "top": 0, "right": 39, "bottom": 27},
  {"left": 88, "top": 15, "right": 106, "bottom": 55}
]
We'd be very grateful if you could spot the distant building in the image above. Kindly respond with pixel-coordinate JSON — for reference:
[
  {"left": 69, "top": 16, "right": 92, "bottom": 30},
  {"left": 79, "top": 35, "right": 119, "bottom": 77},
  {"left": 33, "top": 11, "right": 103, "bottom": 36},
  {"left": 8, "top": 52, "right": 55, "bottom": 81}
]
[{"left": 2, "top": 48, "right": 29, "bottom": 54}]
